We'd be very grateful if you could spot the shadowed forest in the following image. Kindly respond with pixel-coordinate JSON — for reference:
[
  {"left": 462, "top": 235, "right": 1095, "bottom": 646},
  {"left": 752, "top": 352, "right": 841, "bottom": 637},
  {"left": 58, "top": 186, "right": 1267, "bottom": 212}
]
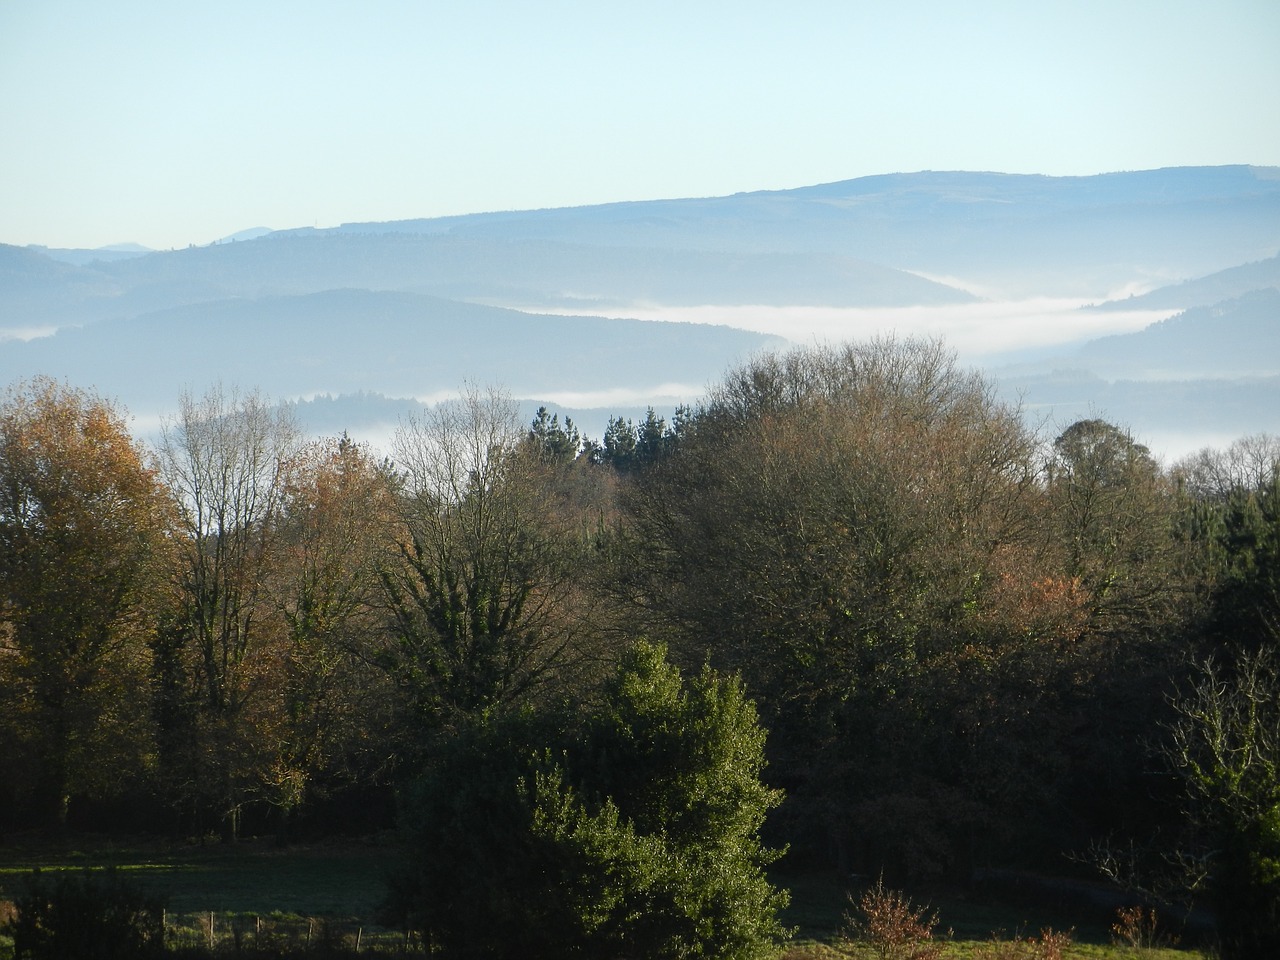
[{"left": 1, "top": 338, "right": 1278, "bottom": 958}]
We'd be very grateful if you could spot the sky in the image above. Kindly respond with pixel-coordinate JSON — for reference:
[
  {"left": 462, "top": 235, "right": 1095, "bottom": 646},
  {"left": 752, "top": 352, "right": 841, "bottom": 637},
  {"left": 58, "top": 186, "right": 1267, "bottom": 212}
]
[{"left": 2, "top": 0, "right": 1279, "bottom": 251}]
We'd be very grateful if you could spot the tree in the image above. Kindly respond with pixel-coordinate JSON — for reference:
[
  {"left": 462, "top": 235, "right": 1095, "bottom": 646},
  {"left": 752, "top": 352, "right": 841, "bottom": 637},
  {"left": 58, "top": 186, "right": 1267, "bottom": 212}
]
[
  {"left": 602, "top": 415, "right": 637, "bottom": 471},
  {"left": 1176, "top": 437, "right": 1280, "bottom": 655},
  {"left": 386, "top": 640, "right": 789, "bottom": 960},
  {"left": 1176, "top": 433, "right": 1280, "bottom": 502},
  {"left": 634, "top": 407, "right": 670, "bottom": 465},
  {"left": 0, "top": 379, "right": 171, "bottom": 828},
  {"left": 1040, "top": 418, "right": 1198, "bottom": 853},
  {"left": 1044, "top": 418, "right": 1186, "bottom": 640},
  {"left": 527, "top": 406, "right": 582, "bottom": 465},
  {"left": 1166, "top": 647, "right": 1280, "bottom": 958},
  {"left": 262, "top": 434, "right": 401, "bottom": 829},
  {"left": 380, "top": 387, "right": 600, "bottom": 745},
  {"left": 598, "top": 407, "right": 681, "bottom": 472},
  {"left": 152, "top": 386, "right": 301, "bottom": 840},
  {"left": 613, "top": 339, "right": 1049, "bottom": 875}
]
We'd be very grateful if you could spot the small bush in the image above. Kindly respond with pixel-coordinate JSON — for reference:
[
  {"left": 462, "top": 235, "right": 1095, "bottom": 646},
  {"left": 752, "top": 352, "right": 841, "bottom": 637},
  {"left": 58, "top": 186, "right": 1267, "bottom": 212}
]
[
  {"left": 1112, "top": 904, "right": 1174, "bottom": 950},
  {"left": 4, "top": 868, "right": 166, "bottom": 960},
  {"left": 842, "top": 878, "right": 943, "bottom": 960}
]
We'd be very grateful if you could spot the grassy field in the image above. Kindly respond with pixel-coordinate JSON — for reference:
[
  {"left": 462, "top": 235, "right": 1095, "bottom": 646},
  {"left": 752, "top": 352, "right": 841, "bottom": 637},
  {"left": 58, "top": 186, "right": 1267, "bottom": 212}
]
[
  {"left": 0, "top": 836, "right": 1207, "bottom": 958},
  {"left": 0, "top": 834, "right": 406, "bottom": 954},
  {"left": 775, "top": 867, "right": 1204, "bottom": 960},
  {"left": 0, "top": 834, "right": 394, "bottom": 918}
]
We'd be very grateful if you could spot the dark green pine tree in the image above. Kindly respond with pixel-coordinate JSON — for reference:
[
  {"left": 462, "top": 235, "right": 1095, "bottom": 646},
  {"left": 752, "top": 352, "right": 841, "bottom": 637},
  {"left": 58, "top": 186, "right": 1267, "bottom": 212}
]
[{"left": 385, "top": 641, "right": 790, "bottom": 960}]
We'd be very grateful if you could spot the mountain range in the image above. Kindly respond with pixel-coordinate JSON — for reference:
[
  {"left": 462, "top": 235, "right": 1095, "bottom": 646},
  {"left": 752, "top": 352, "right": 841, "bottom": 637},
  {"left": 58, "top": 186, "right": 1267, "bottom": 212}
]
[{"left": 3, "top": 165, "right": 1278, "bottom": 458}]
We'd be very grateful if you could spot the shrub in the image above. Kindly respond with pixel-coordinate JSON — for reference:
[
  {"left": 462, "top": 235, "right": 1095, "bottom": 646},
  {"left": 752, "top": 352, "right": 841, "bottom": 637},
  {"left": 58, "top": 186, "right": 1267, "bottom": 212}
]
[
  {"left": 4, "top": 868, "right": 165, "bottom": 960},
  {"left": 841, "top": 878, "right": 942, "bottom": 960},
  {"left": 1111, "top": 904, "right": 1175, "bottom": 950}
]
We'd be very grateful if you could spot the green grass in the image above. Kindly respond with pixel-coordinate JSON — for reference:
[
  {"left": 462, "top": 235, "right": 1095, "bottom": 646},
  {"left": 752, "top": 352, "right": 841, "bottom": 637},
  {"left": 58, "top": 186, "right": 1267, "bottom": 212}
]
[
  {"left": 0, "top": 835, "right": 395, "bottom": 919},
  {"left": 773, "top": 867, "right": 1207, "bottom": 960},
  {"left": 0, "top": 838, "right": 1208, "bottom": 959},
  {"left": 784, "top": 946, "right": 1198, "bottom": 959}
]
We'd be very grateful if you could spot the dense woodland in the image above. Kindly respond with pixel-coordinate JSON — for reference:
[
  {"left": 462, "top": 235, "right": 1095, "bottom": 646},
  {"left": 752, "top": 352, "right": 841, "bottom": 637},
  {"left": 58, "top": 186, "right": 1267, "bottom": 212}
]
[{"left": 1, "top": 338, "right": 1279, "bottom": 956}]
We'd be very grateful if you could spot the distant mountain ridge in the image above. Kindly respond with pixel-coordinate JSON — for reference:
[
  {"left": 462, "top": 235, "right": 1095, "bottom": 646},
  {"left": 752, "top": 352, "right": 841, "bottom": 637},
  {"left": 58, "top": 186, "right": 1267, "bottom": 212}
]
[
  {"left": 312, "top": 165, "right": 1280, "bottom": 296},
  {"left": 327, "top": 166, "right": 1280, "bottom": 237},
  {"left": 90, "top": 233, "right": 975, "bottom": 310},
  {"left": 2, "top": 165, "right": 1279, "bottom": 456},
  {"left": 28, "top": 245, "right": 151, "bottom": 267},
  {"left": 0, "top": 237, "right": 971, "bottom": 331},
  {"left": 990, "top": 287, "right": 1280, "bottom": 446},
  {"left": 5, "top": 166, "right": 1279, "bottom": 329}
]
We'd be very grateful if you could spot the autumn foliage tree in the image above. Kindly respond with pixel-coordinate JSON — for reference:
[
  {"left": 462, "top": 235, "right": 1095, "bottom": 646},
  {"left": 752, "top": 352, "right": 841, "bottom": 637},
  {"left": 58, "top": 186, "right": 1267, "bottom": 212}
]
[
  {"left": 0, "top": 378, "right": 172, "bottom": 828},
  {"left": 263, "top": 434, "right": 401, "bottom": 822},
  {"left": 609, "top": 340, "right": 1141, "bottom": 880},
  {"left": 1045, "top": 418, "right": 1187, "bottom": 639}
]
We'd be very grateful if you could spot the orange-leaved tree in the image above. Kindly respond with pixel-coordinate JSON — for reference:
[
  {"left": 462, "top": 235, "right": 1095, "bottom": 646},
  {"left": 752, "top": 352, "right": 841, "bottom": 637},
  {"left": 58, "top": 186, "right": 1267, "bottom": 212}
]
[{"left": 0, "top": 378, "right": 173, "bottom": 828}]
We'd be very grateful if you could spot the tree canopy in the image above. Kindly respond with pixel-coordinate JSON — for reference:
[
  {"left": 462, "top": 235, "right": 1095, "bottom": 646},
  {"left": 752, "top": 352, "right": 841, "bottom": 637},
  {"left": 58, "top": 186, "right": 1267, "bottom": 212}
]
[
  {"left": 3, "top": 349, "right": 1277, "bottom": 953},
  {"left": 0, "top": 378, "right": 172, "bottom": 827},
  {"left": 385, "top": 640, "right": 789, "bottom": 960}
]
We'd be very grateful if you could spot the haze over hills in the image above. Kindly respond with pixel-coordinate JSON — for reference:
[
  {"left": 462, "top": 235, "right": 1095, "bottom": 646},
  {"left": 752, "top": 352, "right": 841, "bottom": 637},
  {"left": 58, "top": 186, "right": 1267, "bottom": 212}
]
[
  {"left": 2, "top": 165, "right": 1278, "bottom": 458},
  {"left": 1072, "top": 288, "right": 1280, "bottom": 379},
  {"left": 12, "top": 165, "right": 1279, "bottom": 318},
  {"left": 991, "top": 288, "right": 1280, "bottom": 450},
  {"left": 1090, "top": 252, "right": 1280, "bottom": 312},
  {"left": 312, "top": 165, "right": 1280, "bottom": 297},
  {"left": 83, "top": 234, "right": 976, "bottom": 311},
  {"left": 0, "top": 289, "right": 778, "bottom": 416}
]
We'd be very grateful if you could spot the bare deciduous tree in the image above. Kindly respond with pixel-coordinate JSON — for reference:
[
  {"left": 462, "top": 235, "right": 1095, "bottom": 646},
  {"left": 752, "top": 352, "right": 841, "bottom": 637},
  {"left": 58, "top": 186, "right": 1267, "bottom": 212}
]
[
  {"left": 1175, "top": 432, "right": 1280, "bottom": 501},
  {"left": 153, "top": 385, "right": 301, "bottom": 840},
  {"left": 380, "top": 387, "right": 599, "bottom": 741}
]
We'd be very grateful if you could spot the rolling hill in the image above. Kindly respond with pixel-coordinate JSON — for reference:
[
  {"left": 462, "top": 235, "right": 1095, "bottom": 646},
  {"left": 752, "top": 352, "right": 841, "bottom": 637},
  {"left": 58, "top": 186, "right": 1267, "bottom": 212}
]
[
  {"left": 3, "top": 166, "right": 1279, "bottom": 456},
  {"left": 1091, "top": 252, "right": 1280, "bottom": 312},
  {"left": 993, "top": 288, "right": 1280, "bottom": 450},
  {"left": 0, "top": 288, "right": 780, "bottom": 414}
]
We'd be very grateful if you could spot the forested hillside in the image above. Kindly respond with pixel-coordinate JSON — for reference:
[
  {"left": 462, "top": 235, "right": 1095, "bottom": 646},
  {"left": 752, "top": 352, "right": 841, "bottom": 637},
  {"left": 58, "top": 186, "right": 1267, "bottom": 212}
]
[
  {"left": 2, "top": 340, "right": 1278, "bottom": 955},
  {"left": 1073, "top": 288, "right": 1280, "bottom": 377}
]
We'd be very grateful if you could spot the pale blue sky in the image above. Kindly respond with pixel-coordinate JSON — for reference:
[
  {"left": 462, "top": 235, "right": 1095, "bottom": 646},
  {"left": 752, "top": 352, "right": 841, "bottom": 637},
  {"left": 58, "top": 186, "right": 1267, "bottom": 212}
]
[{"left": 3, "top": 0, "right": 1278, "bottom": 250}]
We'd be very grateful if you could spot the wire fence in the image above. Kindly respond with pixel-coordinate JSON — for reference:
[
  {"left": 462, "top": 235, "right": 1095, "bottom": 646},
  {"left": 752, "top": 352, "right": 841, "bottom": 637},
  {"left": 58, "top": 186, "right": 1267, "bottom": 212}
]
[
  {"left": 0, "top": 891, "right": 432, "bottom": 958},
  {"left": 135, "top": 911, "right": 426, "bottom": 957}
]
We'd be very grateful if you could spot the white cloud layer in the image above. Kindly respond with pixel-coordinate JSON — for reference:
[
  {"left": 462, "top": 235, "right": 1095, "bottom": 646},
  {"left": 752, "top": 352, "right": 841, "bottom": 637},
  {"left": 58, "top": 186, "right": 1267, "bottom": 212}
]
[{"left": 555, "top": 300, "right": 1176, "bottom": 363}]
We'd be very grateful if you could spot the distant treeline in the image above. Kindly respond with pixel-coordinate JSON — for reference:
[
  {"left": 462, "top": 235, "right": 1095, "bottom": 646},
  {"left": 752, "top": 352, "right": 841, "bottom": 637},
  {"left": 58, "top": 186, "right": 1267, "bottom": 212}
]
[{"left": 1, "top": 338, "right": 1278, "bottom": 954}]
